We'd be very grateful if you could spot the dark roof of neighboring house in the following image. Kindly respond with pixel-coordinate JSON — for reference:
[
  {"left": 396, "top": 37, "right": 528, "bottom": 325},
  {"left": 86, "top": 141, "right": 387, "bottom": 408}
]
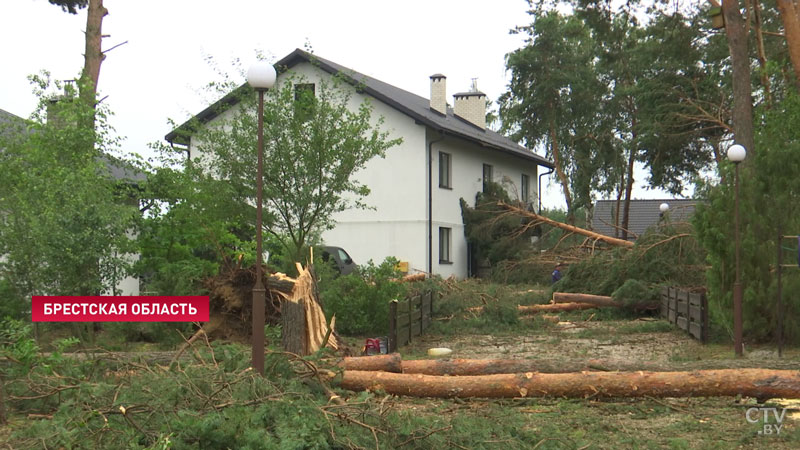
[
  {"left": 0, "top": 107, "right": 146, "bottom": 183},
  {"left": 166, "top": 48, "right": 553, "bottom": 169},
  {"left": 592, "top": 199, "right": 698, "bottom": 240}
]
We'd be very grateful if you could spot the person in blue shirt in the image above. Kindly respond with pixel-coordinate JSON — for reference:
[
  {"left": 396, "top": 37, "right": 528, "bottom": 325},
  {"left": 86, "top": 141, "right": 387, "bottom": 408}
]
[{"left": 552, "top": 263, "right": 564, "bottom": 284}]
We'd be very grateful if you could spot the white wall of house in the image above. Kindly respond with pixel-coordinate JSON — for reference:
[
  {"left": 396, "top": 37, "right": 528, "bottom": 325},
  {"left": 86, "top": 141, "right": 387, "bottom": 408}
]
[{"left": 430, "top": 133, "right": 539, "bottom": 278}]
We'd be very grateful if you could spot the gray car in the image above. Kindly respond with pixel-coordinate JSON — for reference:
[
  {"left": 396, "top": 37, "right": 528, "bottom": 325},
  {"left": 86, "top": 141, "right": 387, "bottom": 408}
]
[{"left": 319, "top": 246, "right": 357, "bottom": 275}]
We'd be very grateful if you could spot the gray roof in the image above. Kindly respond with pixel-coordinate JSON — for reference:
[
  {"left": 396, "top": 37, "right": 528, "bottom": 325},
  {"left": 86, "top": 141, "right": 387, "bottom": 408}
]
[
  {"left": 166, "top": 49, "right": 553, "bottom": 169},
  {"left": 0, "top": 107, "right": 145, "bottom": 183},
  {"left": 592, "top": 199, "right": 697, "bottom": 240}
]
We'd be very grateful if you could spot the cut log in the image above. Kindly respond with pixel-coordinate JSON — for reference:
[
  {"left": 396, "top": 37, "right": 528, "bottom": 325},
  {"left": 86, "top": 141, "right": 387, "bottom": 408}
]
[
  {"left": 341, "top": 356, "right": 800, "bottom": 375},
  {"left": 552, "top": 293, "right": 621, "bottom": 308},
  {"left": 340, "top": 369, "right": 800, "bottom": 399},
  {"left": 517, "top": 303, "right": 600, "bottom": 314},
  {"left": 498, "top": 202, "right": 634, "bottom": 248},
  {"left": 342, "top": 354, "right": 403, "bottom": 373},
  {"left": 467, "top": 303, "right": 600, "bottom": 315},
  {"left": 401, "top": 273, "right": 426, "bottom": 282}
]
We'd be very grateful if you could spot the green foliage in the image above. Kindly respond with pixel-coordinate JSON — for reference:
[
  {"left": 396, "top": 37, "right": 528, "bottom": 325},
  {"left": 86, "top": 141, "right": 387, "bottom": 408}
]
[
  {"left": 319, "top": 257, "right": 407, "bottom": 335},
  {"left": 0, "top": 74, "right": 139, "bottom": 302},
  {"left": 429, "top": 280, "right": 549, "bottom": 335},
  {"left": 694, "top": 93, "right": 800, "bottom": 345},
  {"left": 555, "top": 223, "right": 705, "bottom": 298},
  {"left": 460, "top": 181, "right": 537, "bottom": 267},
  {"left": 611, "top": 279, "right": 658, "bottom": 308}
]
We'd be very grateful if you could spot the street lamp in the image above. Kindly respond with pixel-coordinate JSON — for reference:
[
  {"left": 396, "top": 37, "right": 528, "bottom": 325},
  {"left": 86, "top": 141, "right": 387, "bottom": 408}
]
[
  {"left": 727, "top": 143, "right": 746, "bottom": 357},
  {"left": 659, "top": 203, "right": 669, "bottom": 223},
  {"left": 247, "top": 61, "right": 276, "bottom": 375}
]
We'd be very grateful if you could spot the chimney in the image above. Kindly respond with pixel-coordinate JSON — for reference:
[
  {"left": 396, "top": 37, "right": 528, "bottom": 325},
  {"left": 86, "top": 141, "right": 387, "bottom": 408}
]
[
  {"left": 46, "top": 80, "right": 77, "bottom": 129},
  {"left": 453, "top": 78, "right": 486, "bottom": 129},
  {"left": 429, "top": 74, "right": 447, "bottom": 115}
]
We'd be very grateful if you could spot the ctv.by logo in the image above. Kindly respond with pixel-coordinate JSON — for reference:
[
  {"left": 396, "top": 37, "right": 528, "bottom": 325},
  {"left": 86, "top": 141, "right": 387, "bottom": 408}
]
[{"left": 746, "top": 407, "right": 786, "bottom": 435}]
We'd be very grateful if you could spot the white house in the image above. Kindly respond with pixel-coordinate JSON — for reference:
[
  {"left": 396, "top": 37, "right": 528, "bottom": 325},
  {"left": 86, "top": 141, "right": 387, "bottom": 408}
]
[{"left": 166, "top": 49, "right": 553, "bottom": 278}]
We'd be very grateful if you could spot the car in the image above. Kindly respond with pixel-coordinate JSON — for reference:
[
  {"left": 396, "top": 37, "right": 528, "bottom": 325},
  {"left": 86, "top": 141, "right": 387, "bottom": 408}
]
[{"left": 319, "top": 246, "right": 357, "bottom": 275}]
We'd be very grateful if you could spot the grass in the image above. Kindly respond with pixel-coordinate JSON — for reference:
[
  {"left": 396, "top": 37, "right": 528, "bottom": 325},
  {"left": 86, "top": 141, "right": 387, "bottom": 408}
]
[{"left": 5, "top": 280, "right": 800, "bottom": 449}]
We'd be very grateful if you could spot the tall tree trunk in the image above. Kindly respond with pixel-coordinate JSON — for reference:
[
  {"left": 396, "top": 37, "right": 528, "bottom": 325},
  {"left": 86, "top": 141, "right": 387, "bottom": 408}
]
[
  {"left": 79, "top": 0, "right": 107, "bottom": 112},
  {"left": 621, "top": 143, "right": 636, "bottom": 241},
  {"left": 614, "top": 178, "right": 623, "bottom": 238},
  {"left": 549, "top": 119, "right": 574, "bottom": 223},
  {"left": 753, "top": 0, "right": 773, "bottom": 105},
  {"left": 722, "top": 0, "right": 756, "bottom": 153},
  {"left": 777, "top": 0, "right": 800, "bottom": 90}
]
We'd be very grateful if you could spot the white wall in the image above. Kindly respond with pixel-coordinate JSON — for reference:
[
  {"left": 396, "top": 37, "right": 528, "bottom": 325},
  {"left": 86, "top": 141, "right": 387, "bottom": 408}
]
[{"left": 430, "top": 133, "right": 539, "bottom": 278}]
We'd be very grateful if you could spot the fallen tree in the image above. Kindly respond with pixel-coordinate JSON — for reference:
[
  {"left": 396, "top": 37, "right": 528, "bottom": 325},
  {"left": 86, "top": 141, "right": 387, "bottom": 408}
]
[
  {"left": 498, "top": 202, "right": 634, "bottom": 248},
  {"left": 551, "top": 293, "right": 621, "bottom": 308},
  {"left": 341, "top": 355, "right": 800, "bottom": 375},
  {"left": 340, "top": 369, "right": 800, "bottom": 399},
  {"left": 466, "top": 302, "right": 602, "bottom": 315}
]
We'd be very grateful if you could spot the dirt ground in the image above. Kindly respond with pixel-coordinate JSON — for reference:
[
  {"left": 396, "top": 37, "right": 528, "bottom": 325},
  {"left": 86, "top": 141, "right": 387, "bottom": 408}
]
[{"left": 380, "top": 316, "right": 800, "bottom": 449}]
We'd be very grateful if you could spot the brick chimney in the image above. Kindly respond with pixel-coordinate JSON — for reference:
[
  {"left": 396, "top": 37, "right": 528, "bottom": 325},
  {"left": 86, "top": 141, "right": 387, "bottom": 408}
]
[
  {"left": 453, "top": 79, "right": 486, "bottom": 129},
  {"left": 430, "top": 74, "right": 447, "bottom": 115}
]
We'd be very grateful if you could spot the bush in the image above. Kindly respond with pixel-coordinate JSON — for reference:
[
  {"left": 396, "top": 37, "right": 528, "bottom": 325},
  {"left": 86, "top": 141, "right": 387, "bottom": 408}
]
[{"left": 319, "top": 257, "right": 407, "bottom": 335}]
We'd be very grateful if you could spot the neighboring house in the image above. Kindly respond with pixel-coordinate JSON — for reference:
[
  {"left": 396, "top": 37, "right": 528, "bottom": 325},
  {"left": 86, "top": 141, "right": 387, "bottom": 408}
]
[
  {"left": 592, "top": 199, "right": 697, "bottom": 241},
  {"left": 0, "top": 107, "right": 143, "bottom": 295},
  {"left": 166, "top": 49, "right": 554, "bottom": 278}
]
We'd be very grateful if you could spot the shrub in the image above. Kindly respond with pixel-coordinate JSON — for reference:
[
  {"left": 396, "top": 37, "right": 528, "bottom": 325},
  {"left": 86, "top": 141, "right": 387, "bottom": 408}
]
[{"left": 319, "top": 257, "right": 407, "bottom": 335}]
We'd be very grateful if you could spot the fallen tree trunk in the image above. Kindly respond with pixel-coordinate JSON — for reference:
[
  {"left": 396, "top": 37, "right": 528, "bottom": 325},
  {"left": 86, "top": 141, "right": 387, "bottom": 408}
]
[
  {"left": 552, "top": 293, "right": 621, "bottom": 308},
  {"left": 467, "top": 303, "right": 600, "bottom": 315},
  {"left": 498, "top": 202, "right": 634, "bottom": 248},
  {"left": 518, "top": 303, "right": 600, "bottom": 314},
  {"left": 341, "top": 356, "right": 800, "bottom": 375},
  {"left": 340, "top": 369, "right": 800, "bottom": 399}
]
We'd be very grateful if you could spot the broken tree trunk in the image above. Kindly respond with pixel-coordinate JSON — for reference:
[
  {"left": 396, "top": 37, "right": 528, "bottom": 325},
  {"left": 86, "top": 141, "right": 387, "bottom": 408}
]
[
  {"left": 551, "top": 293, "right": 621, "bottom": 308},
  {"left": 341, "top": 356, "right": 800, "bottom": 375},
  {"left": 281, "top": 262, "right": 338, "bottom": 355},
  {"left": 340, "top": 369, "right": 800, "bottom": 399},
  {"left": 498, "top": 202, "right": 634, "bottom": 248}
]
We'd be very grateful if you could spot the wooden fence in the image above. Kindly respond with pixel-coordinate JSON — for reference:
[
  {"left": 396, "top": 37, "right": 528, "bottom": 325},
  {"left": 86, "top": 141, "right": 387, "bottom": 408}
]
[
  {"left": 660, "top": 286, "right": 708, "bottom": 343},
  {"left": 388, "top": 291, "right": 434, "bottom": 352}
]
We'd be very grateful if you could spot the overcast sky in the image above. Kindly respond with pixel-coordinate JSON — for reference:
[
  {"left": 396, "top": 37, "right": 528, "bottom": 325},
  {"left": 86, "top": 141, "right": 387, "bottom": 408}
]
[{"left": 2, "top": 0, "right": 683, "bottom": 209}]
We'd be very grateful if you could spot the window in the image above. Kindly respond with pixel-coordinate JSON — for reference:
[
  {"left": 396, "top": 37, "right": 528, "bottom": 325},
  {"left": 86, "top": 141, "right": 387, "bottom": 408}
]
[
  {"left": 439, "top": 227, "right": 452, "bottom": 264},
  {"left": 521, "top": 174, "right": 530, "bottom": 204},
  {"left": 439, "top": 152, "right": 452, "bottom": 188},
  {"left": 482, "top": 164, "right": 493, "bottom": 192},
  {"left": 293, "top": 83, "right": 316, "bottom": 121}
]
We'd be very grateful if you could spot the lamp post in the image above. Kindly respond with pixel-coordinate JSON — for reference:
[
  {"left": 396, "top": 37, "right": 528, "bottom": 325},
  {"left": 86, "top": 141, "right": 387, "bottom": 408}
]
[
  {"left": 247, "top": 61, "right": 276, "bottom": 375},
  {"left": 727, "top": 143, "right": 746, "bottom": 357},
  {"left": 659, "top": 203, "right": 669, "bottom": 222}
]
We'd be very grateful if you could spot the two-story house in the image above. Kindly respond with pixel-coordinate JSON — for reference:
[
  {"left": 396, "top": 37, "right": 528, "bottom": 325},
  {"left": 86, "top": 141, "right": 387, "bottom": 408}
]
[{"left": 166, "top": 49, "right": 553, "bottom": 278}]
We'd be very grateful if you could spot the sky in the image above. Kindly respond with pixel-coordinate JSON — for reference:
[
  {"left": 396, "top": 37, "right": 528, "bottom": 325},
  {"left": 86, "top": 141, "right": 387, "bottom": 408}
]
[{"left": 1, "top": 0, "right": 684, "bottom": 210}]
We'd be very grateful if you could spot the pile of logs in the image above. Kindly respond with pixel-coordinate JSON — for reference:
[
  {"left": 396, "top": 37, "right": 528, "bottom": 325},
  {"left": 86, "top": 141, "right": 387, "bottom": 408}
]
[{"left": 337, "top": 354, "right": 800, "bottom": 400}]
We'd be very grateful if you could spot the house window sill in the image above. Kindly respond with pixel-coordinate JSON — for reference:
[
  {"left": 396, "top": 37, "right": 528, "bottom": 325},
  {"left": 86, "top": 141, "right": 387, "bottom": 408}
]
[
  {"left": 439, "top": 260, "right": 453, "bottom": 265},
  {"left": 439, "top": 185, "right": 453, "bottom": 190}
]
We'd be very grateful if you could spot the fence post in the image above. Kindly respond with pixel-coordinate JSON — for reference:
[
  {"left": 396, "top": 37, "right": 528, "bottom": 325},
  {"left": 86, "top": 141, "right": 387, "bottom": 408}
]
[
  {"left": 702, "top": 291, "right": 709, "bottom": 344},
  {"left": 388, "top": 300, "right": 398, "bottom": 353}
]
